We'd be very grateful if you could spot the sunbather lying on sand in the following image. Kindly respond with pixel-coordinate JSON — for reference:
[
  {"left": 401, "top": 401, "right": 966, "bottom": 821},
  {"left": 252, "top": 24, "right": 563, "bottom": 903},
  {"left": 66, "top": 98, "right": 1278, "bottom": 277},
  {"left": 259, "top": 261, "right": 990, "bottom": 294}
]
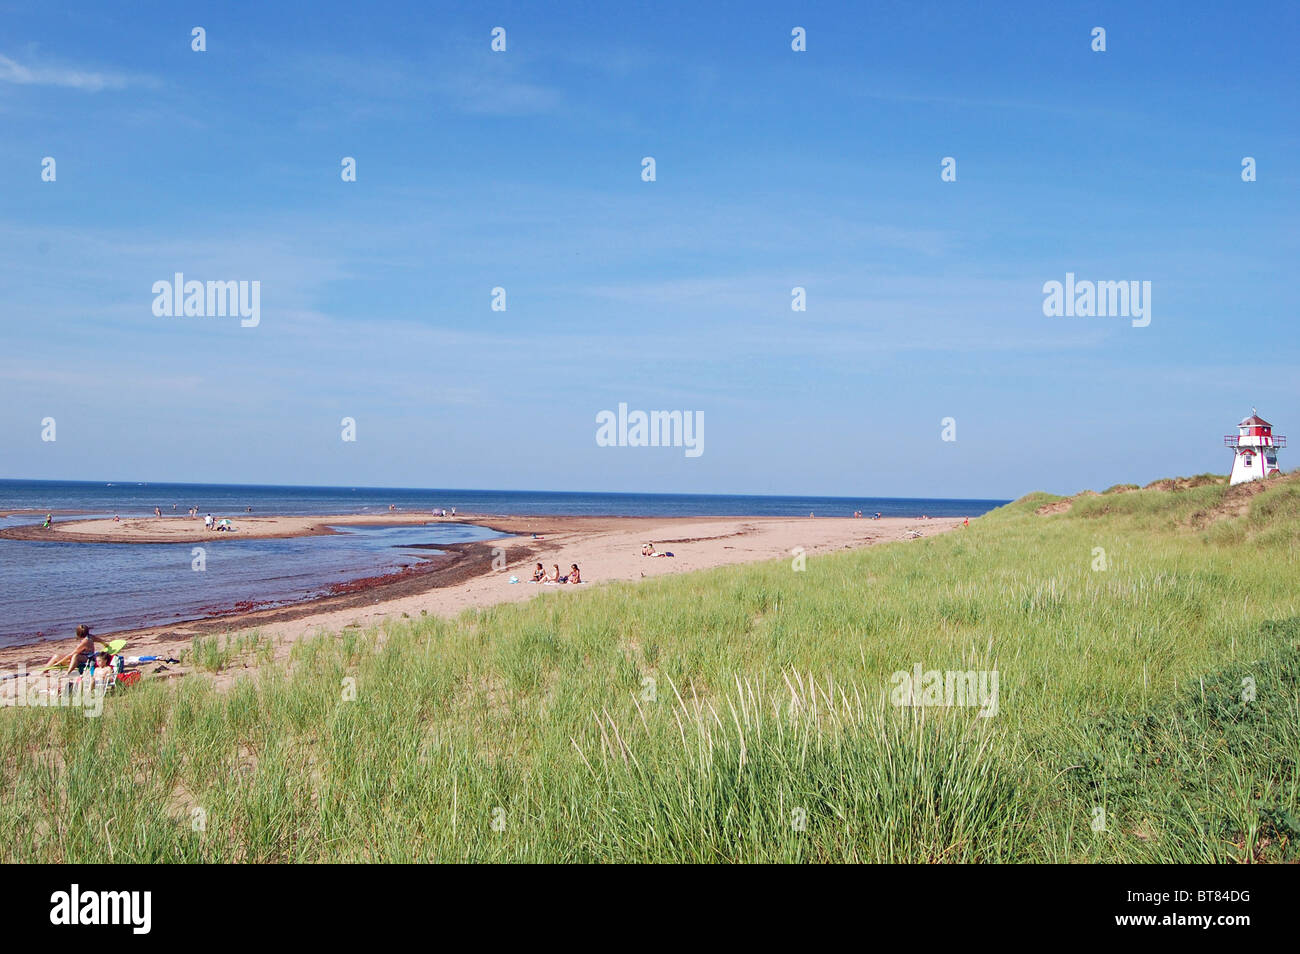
[{"left": 642, "top": 542, "right": 674, "bottom": 557}]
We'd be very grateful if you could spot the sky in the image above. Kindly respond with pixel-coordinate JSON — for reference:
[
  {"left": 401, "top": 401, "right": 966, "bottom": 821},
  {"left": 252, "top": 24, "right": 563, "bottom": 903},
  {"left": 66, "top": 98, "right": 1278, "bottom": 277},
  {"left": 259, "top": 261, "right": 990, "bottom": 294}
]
[{"left": 1, "top": 0, "right": 1297, "bottom": 499}]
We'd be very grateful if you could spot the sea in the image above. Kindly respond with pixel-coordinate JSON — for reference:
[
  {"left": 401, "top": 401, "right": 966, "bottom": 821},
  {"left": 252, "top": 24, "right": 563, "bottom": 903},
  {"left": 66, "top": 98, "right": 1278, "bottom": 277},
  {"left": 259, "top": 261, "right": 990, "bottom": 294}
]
[{"left": 0, "top": 480, "right": 1009, "bottom": 649}]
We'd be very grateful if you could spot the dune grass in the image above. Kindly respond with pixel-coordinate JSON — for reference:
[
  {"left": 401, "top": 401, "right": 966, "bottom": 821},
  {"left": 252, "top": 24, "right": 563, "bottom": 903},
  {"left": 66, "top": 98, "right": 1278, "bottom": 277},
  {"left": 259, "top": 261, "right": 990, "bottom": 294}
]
[{"left": 1, "top": 476, "right": 1297, "bottom": 862}]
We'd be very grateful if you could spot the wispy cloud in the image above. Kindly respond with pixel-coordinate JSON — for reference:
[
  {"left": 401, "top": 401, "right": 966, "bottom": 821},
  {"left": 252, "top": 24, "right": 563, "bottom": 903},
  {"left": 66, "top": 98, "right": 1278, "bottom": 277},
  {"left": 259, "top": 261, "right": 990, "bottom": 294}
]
[
  {"left": 437, "top": 70, "right": 561, "bottom": 115},
  {"left": 0, "top": 53, "right": 145, "bottom": 92}
]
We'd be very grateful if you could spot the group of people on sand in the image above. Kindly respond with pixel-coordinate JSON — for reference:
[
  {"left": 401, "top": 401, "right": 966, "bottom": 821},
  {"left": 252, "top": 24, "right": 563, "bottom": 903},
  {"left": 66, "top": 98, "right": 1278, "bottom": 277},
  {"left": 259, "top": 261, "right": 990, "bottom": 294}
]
[
  {"left": 529, "top": 562, "right": 581, "bottom": 584},
  {"left": 641, "top": 542, "right": 674, "bottom": 557}
]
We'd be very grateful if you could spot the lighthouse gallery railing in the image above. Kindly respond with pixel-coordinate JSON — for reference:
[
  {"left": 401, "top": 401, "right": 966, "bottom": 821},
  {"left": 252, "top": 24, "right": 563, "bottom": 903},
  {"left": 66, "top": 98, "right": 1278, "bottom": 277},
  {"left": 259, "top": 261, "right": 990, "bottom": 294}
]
[{"left": 1224, "top": 435, "right": 1287, "bottom": 448}]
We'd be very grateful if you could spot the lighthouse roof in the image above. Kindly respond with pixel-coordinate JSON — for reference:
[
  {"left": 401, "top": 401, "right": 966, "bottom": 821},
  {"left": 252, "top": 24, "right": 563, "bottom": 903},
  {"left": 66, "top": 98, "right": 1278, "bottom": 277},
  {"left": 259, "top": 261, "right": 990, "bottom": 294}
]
[{"left": 1239, "top": 413, "right": 1272, "bottom": 427}]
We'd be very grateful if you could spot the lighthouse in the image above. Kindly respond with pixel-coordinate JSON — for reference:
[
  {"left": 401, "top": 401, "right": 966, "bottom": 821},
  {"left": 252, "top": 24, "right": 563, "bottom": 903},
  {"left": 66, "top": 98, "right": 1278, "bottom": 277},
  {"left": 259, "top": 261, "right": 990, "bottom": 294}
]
[{"left": 1224, "top": 409, "right": 1285, "bottom": 485}]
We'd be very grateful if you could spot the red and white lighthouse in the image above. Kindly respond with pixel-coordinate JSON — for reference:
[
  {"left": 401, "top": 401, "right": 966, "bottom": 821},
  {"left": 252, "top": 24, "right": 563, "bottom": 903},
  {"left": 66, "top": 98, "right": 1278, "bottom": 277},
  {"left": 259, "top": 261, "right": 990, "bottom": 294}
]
[{"left": 1224, "top": 409, "right": 1285, "bottom": 485}]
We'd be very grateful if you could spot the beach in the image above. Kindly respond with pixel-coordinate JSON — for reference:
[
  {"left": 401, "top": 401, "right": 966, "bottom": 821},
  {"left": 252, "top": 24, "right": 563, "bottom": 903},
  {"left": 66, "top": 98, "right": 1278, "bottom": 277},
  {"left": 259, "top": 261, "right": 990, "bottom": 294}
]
[{"left": 0, "top": 513, "right": 953, "bottom": 691}]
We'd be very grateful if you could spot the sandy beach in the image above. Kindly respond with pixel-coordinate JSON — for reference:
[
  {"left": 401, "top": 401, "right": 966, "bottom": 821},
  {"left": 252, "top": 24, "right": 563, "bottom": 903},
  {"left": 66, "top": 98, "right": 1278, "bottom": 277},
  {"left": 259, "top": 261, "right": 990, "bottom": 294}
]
[
  {"left": 0, "top": 513, "right": 956, "bottom": 692},
  {"left": 0, "top": 510, "right": 468, "bottom": 543}
]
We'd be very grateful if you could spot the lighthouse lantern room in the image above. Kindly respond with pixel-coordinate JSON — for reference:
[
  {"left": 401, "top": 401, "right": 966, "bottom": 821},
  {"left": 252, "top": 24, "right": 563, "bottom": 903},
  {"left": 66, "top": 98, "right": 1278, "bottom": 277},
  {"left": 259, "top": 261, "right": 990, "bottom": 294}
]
[{"left": 1224, "top": 409, "right": 1285, "bottom": 485}]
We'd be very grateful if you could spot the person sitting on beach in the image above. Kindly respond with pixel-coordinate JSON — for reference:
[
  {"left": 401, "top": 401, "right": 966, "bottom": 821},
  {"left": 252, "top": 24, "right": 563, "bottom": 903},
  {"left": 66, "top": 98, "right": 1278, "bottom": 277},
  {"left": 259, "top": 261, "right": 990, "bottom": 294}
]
[
  {"left": 44, "top": 624, "right": 111, "bottom": 673},
  {"left": 531, "top": 562, "right": 546, "bottom": 582},
  {"left": 42, "top": 513, "right": 52, "bottom": 529},
  {"left": 547, "top": 564, "right": 562, "bottom": 583},
  {"left": 113, "top": 514, "right": 121, "bottom": 522},
  {"left": 643, "top": 543, "right": 674, "bottom": 558},
  {"left": 567, "top": 564, "right": 581, "bottom": 584}
]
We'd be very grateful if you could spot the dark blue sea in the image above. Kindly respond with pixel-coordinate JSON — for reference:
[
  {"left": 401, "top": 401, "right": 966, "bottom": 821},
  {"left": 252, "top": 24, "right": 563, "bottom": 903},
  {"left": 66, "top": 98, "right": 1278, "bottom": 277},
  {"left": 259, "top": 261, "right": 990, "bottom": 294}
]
[{"left": 0, "top": 480, "right": 1008, "bottom": 648}]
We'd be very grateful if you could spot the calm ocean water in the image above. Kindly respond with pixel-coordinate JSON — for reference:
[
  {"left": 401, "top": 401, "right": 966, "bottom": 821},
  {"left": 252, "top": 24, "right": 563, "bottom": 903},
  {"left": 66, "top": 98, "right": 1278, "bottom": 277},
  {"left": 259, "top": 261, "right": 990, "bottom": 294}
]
[
  {"left": 0, "top": 480, "right": 1008, "bottom": 649},
  {"left": 0, "top": 479, "right": 1006, "bottom": 519}
]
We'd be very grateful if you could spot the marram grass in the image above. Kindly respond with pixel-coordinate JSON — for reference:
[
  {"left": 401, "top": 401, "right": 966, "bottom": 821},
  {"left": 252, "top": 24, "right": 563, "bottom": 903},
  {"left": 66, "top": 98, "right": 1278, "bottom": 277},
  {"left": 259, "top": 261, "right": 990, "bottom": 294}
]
[{"left": 2, "top": 476, "right": 1297, "bottom": 862}]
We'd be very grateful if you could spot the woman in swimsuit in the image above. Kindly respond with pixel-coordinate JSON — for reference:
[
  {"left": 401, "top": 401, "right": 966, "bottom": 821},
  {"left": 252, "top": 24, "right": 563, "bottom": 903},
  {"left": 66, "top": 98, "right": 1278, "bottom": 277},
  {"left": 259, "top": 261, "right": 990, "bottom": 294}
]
[
  {"left": 44, "top": 624, "right": 111, "bottom": 673},
  {"left": 548, "top": 564, "right": 561, "bottom": 583},
  {"left": 568, "top": 564, "right": 581, "bottom": 584},
  {"left": 531, "top": 563, "right": 546, "bottom": 582}
]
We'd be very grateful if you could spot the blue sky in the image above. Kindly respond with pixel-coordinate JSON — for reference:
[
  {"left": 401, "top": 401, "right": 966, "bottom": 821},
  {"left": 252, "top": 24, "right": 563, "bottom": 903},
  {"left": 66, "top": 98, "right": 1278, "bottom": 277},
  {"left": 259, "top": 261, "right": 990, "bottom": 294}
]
[{"left": 1, "top": 0, "right": 1296, "bottom": 498}]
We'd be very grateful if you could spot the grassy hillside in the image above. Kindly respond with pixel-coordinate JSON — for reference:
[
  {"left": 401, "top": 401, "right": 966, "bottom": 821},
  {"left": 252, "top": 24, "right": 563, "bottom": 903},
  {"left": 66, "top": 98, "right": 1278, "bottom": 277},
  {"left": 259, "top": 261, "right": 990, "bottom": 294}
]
[{"left": 3, "top": 476, "right": 1298, "bottom": 862}]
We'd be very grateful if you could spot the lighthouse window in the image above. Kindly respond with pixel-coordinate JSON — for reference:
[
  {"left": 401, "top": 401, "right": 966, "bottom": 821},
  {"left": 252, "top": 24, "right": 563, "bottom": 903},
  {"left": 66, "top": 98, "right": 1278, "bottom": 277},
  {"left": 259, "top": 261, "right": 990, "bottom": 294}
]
[{"left": 1244, "top": 457, "right": 1253, "bottom": 467}]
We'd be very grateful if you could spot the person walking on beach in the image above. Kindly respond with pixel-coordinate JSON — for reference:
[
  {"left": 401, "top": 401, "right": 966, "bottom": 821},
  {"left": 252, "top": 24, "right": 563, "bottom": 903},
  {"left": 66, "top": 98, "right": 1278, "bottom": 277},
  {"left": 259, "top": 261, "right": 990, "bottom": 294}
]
[
  {"left": 154, "top": 507, "right": 162, "bottom": 518},
  {"left": 44, "top": 624, "right": 112, "bottom": 673}
]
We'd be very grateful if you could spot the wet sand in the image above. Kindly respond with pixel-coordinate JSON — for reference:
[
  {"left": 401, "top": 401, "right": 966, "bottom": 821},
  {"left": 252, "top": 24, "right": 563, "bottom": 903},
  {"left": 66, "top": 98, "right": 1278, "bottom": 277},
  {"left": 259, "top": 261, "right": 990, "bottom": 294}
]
[{"left": 0, "top": 513, "right": 961, "bottom": 695}]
